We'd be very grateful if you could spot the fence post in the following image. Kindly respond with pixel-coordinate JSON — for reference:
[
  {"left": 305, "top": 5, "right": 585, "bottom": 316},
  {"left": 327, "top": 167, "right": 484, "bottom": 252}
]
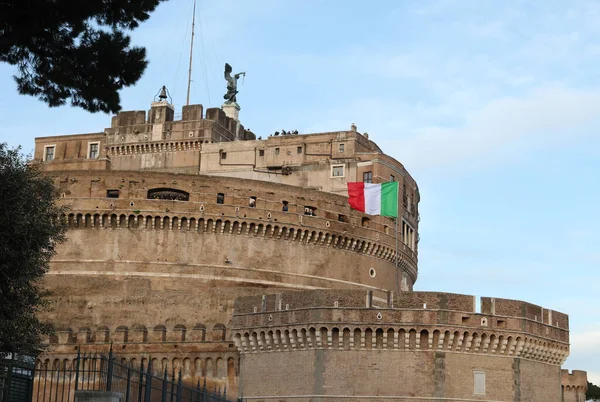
[
  {"left": 202, "top": 378, "right": 206, "bottom": 402},
  {"left": 144, "top": 359, "right": 153, "bottom": 402},
  {"left": 195, "top": 381, "right": 201, "bottom": 402},
  {"left": 161, "top": 368, "right": 168, "bottom": 402},
  {"left": 138, "top": 360, "right": 144, "bottom": 402},
  {"left": 74, "top": 349, "right": 81, "bottom": 391},
  {"left": 3, "top": 360, "right": 13, "bottom": 402},
  {"left": 176, "top": 371, "right": 182, "bottom": 402},
  {"left": 125, "top": 365, "right": 132, "bottom": 402},
  {"left": 106, "top": 346, "right": 114, "bottom": 392}
]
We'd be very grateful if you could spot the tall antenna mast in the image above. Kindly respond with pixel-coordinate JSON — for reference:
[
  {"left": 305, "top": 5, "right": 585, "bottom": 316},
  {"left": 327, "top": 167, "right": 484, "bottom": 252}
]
[{"left": 186, "top": 0, "right": 197, "bottom": 106}]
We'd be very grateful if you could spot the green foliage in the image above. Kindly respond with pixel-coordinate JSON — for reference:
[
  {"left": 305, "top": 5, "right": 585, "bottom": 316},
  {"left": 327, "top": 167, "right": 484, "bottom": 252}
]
[
  {"left": 588, "top": 381, "right": 600, "bottom": 401},
  {"left": 0, "top": 0, "right": 166, "bottom": 113},
  {"left": 0, "top": 144, "right": 66, "bottom": 357}
]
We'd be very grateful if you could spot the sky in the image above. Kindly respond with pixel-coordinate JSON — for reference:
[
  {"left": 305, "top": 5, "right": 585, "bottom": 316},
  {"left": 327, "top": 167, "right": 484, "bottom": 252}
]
[{"left": 1, "top": 0, "right": 599, "bottom": 385}]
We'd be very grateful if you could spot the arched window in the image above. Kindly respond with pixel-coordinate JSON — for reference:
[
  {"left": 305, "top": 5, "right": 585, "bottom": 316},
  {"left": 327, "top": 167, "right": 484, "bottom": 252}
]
[{"left": 147, "top": 188, "right": 189, "bottom": 201}]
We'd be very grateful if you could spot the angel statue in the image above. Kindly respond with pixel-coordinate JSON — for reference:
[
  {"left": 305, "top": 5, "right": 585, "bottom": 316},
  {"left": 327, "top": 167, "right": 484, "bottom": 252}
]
[{"left": 223, "top": 63, "right": 245, "bottom": 103}]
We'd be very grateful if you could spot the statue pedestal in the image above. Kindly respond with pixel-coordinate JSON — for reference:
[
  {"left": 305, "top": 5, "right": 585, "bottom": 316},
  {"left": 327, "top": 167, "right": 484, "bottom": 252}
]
[{"left": 222, "top": 102, "right": 240, "bottom": 121}]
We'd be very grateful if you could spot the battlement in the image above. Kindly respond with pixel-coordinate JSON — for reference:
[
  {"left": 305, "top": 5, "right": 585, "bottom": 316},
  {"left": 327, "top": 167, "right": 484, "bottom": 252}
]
[
  {"left": 231, "top": 290, "right": 569, "bottom": 366},
  {"left": 562, "top": 369, "right": 588, "bottom": 401}
]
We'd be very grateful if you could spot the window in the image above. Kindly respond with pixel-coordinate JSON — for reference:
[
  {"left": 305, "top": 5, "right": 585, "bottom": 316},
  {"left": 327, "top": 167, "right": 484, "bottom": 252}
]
[
  {"left": 106, "top": 190, "right": 120, "bottom": 198},
  {"left": 221, "top": 152, "right": 227, "bottom": 160},
  {"left": 88, "top": 142, "right": 99, "bottom": 159},
  {"left": 331, "top": 165, "right": 345, "bottom": 177},
  {"left": 363, "top": 171, "right": 372, "bottom": 183},
  {"left": 259, "top": 149, "right": 265, "bottom": 157},
  {"left": 249, "top": 196, "right": 256, "bottom": 208},
  {"left": 304, "top": 206, "right": 316, "bottom": 216},
  {"left": 275, "top": 148, "right": 280, "bottom": 155},
  {"left": 339, "top": 143, "right": 345, "bottom": 152},
  {"left": 473, "top": 371, "right": 485, "bottom": 395},
  {"left": 297, "top": 146, "right": 302, "bottom": 154},
  {"left": 390, "top": 174, "right": 395, "bottom": 182},
  {"left": 44, "top": 145, "right": 55, "bottom": 161},
  {"left": 338, "top": 214, "right": 346, "bottom": 222},
  {"left": 147, "top": 188, "right": 190, "bottom": 201},
  {"left": 282, "top": 201, "right": 289, "bottom": 212},
  {"left": 361, "top": 217, "right": 370, "bottom": 227},
  {"left": 402, "top": 220, "right": 415, "bottom": 250},
  {"left": 217, "top": 193, "right": 225, "bottom": 204}
]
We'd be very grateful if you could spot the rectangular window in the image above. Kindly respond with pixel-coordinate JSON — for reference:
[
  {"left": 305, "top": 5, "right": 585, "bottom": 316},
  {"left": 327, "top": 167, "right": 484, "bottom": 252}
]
[
  {"left": 275, "top": 148, "right": 280, "bottom": 155},
  {"left": 297, "top": 146, "right": 302, "bottom": 154},
  {"left": 338, "top": 214, "right": 346, "bottom": 222},
  {"left": 44, "top": 145, "right": 55, "bottom": 161},
  {"left": 282, "top": 201, "right": 289, "bottom": 212},
  {"left": 339, "top": 143, "right": 345, "bottom": 152},
  {"left": 259, "top": 149, "right": 265, "bottom": 156},
  {"left": 106, "top": 190, "right": 120, "bottom": 198},
  {"left": 88, "top": 142, "right": 99, "bottom": 159},
  {"left": 363, "top": 171, "right": 372, "bottom": 183},
  {"left": 217, "top": 193, "right": 225, "bottom": 204},
  {"left": 331, "top": 165, "right": 345, "bottom": 177},
  {"left": 474, "top": 371, "right": 485, "bottom": 395},
  {"left": 221, "top": 152, "right": 227, "bottom": 160},
  {"left": 390, "top": 174, "right": 395, "bottom": 182},
  {"left": 304, "top": 206, "right": 316, "bottom": 216}
]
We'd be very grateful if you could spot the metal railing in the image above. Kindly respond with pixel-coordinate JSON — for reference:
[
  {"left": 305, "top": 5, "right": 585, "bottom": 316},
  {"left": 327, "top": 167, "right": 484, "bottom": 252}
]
[{"left": 33, "top": 348, "right": 235, "bottom": 402}]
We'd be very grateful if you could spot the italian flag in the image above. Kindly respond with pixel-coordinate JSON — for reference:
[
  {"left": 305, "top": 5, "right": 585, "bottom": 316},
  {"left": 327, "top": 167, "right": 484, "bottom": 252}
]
[{"left": 347, "top": 182, "right": 398, "bottom": 217}]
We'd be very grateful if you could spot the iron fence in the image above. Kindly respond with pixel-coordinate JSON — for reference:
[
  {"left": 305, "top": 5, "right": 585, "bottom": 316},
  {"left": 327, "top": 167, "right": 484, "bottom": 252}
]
[
  {"left": 0, "top": 355, "right": 35, "bottom": 402},
  {"left": 32, "top": 349, "right": 235, "bottom": 402}
]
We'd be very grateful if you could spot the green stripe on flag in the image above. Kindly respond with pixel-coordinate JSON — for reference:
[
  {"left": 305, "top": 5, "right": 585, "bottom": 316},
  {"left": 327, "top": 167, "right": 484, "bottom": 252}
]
[{"left": 380, "top": 182, "right": 398, "bottom": 217}]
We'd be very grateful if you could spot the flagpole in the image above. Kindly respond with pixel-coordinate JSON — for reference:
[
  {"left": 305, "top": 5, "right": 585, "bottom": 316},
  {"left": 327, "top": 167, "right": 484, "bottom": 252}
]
[{"left": 395, "top": 181, "right": 399, "bottom": 295}]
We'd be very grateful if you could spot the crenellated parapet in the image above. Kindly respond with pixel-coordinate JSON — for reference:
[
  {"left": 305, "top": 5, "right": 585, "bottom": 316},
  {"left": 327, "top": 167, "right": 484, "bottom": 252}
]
[
  {"left": 231, "top": 290, "right": 570, "bottom": 366},
  {"left": 561, "top": 370, "right": 588, "bottom": 402}
]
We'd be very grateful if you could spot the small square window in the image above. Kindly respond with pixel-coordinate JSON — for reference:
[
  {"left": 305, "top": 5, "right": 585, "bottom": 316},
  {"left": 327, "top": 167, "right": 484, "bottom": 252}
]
[
  {"left": 259, "top": 149, "right": 265, "bottom": 157},
  {"left": 339, "top": 143, "right": 345, "bottom": 152},
  {"left": 331, "top": 165, "right": 344, "bottom": 177},
  {"left": 297, "top": 146, "right": 302, "bottom": 154},
  {"left": 221, "top": 152, "right": 227, "bottom": 160},
  {"left": 338, "top": 214, "right": 346, "bottom": 222},
  {"left": 88, "top": 143, "right": 99, "bottom": 159},
  {"left": 390, "top": 174, "right": 395, "bottom": 182},
  {"left": 44, "top": 146, "right": 55, "bottom": 161},
  {"left": 282, "top": 201, "right": 289, "bottom": 212},
  {"left": 217, "top": 193, "right": 225, "bottom": 204},
  {"left": 363, "top": 171, "right": 372, "bottom": 183},
  {"left": 304, "top": 206, "right": 316, "bottom": 216},
  {"left": 275, "top": 148, "right": 280, "bottom": 155},
  {"left": 106, "top": 190, "right": 120, "bottom": 198},
  {"left": 249, "top": 196, "right": 256, "bottom": 207}
]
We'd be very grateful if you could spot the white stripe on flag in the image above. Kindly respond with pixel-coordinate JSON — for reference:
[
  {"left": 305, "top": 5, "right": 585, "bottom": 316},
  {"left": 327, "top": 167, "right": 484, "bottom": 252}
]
[{"left": 364, "top": 183, "right": 381, "bottom": 215}]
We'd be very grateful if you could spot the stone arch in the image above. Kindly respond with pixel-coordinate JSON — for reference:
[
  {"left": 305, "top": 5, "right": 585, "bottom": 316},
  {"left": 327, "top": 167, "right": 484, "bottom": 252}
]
[
  {"left": 153, "top": 325, "right": 167, "bottom": 342},
  {"left": 224, "top": 220, "right": 231, "bottom": 233},
  {"left": 408, "top": 329, "right": 417, "bottom": 349},
  {"left": 257, "top": 223, "right": 264, "bottom": 236},
  {"left": 232, "top": 221, "right": 240, "bottom": 234},
  {"left": 443, "top": 330, "right": 452, "bottom": 350},
  {"left": 265, "top": 224, "right": 272, "bottom": 237},
  {"left": 375, "top": 328, "right": 384, "bottom": 349},
  {"left": 353, "top": 328, "right": 361, "bottom": 348},
  {"left": 248, "top": 222, "right": 256, "bottom": 235},
  {"left": 173, "top": 324, "right": 186, "bottom": 342},
  {"left": 68, "top": 213, "right": 75, "bottom": 227},
  {"left": 215, "top": 219, "right": 223, "bottom": 233},
  {"left": 154, "top": 215, "right": 161, "bottom": 229},
  {"left": 180, "top": 217, "right": 188, "bottom": 231},
  {"left": 172, "top": 216, "right": 179, "bottom": 230},
  {"left": 212, "top": 323, "right": 226, "bottom": 341},
  {"left": 299, "top": 328, "right": 308, "bottom": 348},
  {"left": 119, "top": 214, "right": 126, "bottom": 227},
  {"left": 240, "top": 221, "right": 247, "bottom": 235},
  {"left": 288, "top": 228, "right": 295, "bottom": 240},
  {"left": 162, "top": 216, "right": 170, "bottom": 230},
  {"left": 84, "top": 213, "right": 91, "bottom": 227},
  {"left": 115, "top": 325, "right": 129, "bottom": 343},
  {"left": 308, "top": 327, "right": 317, "bottom": 347},
  {"left": 273, "top": 225, "right": 280, "bottom": 238},
  {"left": 206, "top": 218, "right": 214, "bottom": 233},
  {"left": 364, "top": 328, "right": 373, "bottom": 349},
  {"left": 419, "top": 329, "right": 429, "bottom": 350},
  {"left": 326, "top": 327, "right": 339, "bottom": 348},
  {"left": 227, "top": 357, "right": 235, "bottom": 382},
  {"left": 191, "top": 324, "right": 206, "bottom": 341},
  {"left": 319, "top": 327, "right": 328, "bottom": 348},
  {"left": 398, "top": 328, "right": 406, "bottom": 350},
  {"left": 194, "top": 358, "right": 203, "bottom": 377},
  {"left": 386, "top": 328, "right": 395, "bottom": 349},
  {"left": 128, "top": 214, "right": 136, "bottom": 228},
  {"left": 205, "top": 358, "right": 213, "bottom": 377},
  {"left": 343, "top": 328, "right": 351, "bottom": 349}
]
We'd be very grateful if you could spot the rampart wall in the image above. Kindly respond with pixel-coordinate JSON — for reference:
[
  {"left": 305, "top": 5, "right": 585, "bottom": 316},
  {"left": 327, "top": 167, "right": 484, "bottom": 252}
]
[
  {"left": 232, "top": 290, "right": 569, "bottom": 401},
  {"left": 561, "top": 370, "right": 587, "bottom": 402}
]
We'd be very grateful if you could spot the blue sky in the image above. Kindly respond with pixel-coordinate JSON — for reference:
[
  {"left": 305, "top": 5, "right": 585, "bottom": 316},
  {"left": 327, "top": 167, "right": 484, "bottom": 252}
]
[{"left": 1, "top": 0, "right": 599, "bottom": 383}]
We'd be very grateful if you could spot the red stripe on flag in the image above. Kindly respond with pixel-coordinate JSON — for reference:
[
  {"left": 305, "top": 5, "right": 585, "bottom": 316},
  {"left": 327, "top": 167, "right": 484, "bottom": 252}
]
[{"left": 347, "top": 182, "right": 366, "bottom": 212}]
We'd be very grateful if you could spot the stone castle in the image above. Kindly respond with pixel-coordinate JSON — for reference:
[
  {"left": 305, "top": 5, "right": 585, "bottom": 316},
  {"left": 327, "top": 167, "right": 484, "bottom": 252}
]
[{"left": 33, "top": 94, "right": 587, "bottom": 401}]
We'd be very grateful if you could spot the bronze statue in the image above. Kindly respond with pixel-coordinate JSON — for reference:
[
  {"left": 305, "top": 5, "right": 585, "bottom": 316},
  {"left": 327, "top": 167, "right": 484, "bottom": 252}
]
[{"left": 224, "top": 63, "right": 245, "bottom": 103}]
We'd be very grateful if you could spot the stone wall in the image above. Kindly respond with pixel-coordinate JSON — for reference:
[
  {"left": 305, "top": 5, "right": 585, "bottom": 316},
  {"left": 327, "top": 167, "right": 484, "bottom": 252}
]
[{"left": 232, "top": 290, "right": 569, "bottom": 401}]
